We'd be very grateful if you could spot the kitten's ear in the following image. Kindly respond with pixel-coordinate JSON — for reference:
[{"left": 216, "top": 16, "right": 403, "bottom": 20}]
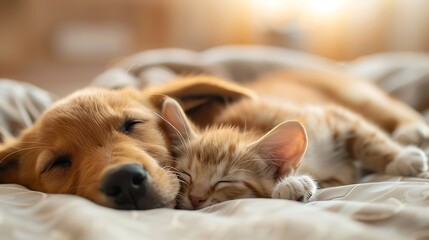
[
  {"left": 162, "top": 97, "right": 197, "bottom": 146},
  {"left": 251, "top": 121, "right": 307, "bottom": 177}
]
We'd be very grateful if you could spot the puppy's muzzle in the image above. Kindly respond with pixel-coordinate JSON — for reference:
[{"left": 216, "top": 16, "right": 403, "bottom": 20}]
[{"left": 101, "top": 164, "right": 161, "bottom": 210}]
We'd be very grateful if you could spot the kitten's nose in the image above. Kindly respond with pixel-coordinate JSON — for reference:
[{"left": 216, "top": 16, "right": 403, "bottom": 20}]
[{"left": 189, "top": 195, "right": 206, "bottom": 209}]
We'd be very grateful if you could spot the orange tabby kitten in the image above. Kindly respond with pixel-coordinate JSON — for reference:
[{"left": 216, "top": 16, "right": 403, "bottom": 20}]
[
  {"left": 162, "top": 98, "right": 313, "bottom": 210},
  {"left": 162, "top": 98, "right": 428, "bottom": 210}
]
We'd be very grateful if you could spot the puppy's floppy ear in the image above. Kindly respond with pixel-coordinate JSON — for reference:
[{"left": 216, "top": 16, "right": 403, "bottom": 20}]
[
  {"left": 145, "top": 76, "right": 258, "bottom": 126},
  {"left": 162, "top": 97, "right": 198, "bottom": 147},
  {"left": 250, "top": 121, "right": 308, "bottom": 177},
  {"left": 0, "top": 138, "right": 23, "bottom": 183}
]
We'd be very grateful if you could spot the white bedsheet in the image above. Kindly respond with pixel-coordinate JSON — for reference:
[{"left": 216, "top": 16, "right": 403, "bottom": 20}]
[{"left": 1, "top": 175, "right": 428, "bottom": 240}]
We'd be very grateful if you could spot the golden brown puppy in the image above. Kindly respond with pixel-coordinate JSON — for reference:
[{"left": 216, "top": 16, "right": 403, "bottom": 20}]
[
  {"left": 0, "top": 87, "right": 180, "bottom": 210},
  {"left": 0, "top": 78, "right": 254, "bottom": 210}
]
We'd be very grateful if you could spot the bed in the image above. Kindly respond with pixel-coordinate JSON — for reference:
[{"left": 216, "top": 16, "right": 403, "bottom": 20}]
[{"left": 2, "top": 46, "right": 429, "bottom": 240}]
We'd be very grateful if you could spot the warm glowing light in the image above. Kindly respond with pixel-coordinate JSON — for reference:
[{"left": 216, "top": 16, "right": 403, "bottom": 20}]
[
  {"left": 250, "top": 0, "right": 346, "bottom": 28},
  {"left": 250, "top": 0, "right": 289, "bottom": 12},
  {"left": 306, "top": 0, "right": 345, "bottom": 14},
  {"left": 251, "top": 0, "right": 345, "bottom": 15},
  {"left": 250, "top": 0, "right": 296, "bottom": 26}
]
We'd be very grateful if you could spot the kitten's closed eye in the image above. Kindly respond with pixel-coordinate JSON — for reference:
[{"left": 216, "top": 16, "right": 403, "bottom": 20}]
[{"left": 179, "top": 172, "right": 192, "bottom": 183}]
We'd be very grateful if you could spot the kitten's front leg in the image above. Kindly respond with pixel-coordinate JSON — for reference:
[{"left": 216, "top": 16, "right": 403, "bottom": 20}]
[
  {"left": 271, "top": 175, "right": 317, "bottom": 202},
  {"left": 392, "top": 123, "right": 429, "bottom": 148}
]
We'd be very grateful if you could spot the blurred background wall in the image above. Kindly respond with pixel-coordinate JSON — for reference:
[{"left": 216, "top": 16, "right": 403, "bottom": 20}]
[{"left": 0, "top": 0, "right": 428, "bottom": 95}]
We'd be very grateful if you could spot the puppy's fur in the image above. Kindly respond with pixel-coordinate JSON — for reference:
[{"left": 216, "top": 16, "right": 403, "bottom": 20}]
[{"left": 0, "top": 71, "right": 428, "bottom": 209}]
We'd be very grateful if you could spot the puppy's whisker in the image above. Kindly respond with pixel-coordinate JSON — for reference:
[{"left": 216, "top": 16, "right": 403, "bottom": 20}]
[
  {"left": 172, "top": 145, "right": 185, "bottom": 155},
  {"left": 164, "top": 178, "right": 186, "bottom": 186},
  {"left": 162, "top": 165, "right": 181, "bottom": 172},
  {"left": 13, "top": 141, "right": 52, "bottom": 147},
  {"left": 153, "top": 112, "right": 187, "bottom": 147},
  {"left": 0, "top": 146, "right": 44, "bottom": 163},
  {"left": 164, "top": 169, "right": 181, "bottom": 175},
  {"left": 21, "top": 148, "right": 44, "bottom": 159}
]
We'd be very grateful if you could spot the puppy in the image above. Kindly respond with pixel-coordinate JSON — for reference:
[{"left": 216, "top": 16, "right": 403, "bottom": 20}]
[
  {"left": 0, "top": 87, "right": 179, "bottom": 210},
  {"left": 0, "top": 77, "right": 254, "bottom": 210}
]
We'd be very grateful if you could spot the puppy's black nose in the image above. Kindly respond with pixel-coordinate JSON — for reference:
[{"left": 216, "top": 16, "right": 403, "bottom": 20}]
[{"left": 101, "top": 164, "right": 155, "bottom": 210}]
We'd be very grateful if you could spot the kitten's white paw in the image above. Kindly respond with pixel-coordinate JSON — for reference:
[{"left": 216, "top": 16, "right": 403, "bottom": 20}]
[
  {"left": 386, "top": 146, "right": 428, "bottom": 176},
  {"left": 393, "top": 123, "right": 429, "bottom": 147},
  {"left": 271, "top": 175, "right": 317, "bottom": 202}
]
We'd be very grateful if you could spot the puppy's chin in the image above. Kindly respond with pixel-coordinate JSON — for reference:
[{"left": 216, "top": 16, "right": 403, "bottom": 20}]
[
  {"left": 106, "top": 195, "right": 178, "bottom": 210},
  {"left": 175, "top": 197, "right": 194, "bottom": 210},
  {"left": 176, "top": 203, "right": 193, "bottom": 210},
  {"left": 85, "top": 192, "right": 178, "bottom": 210},
  {"left": 164, "top": 199, "right": 177, "bottom": 208}
]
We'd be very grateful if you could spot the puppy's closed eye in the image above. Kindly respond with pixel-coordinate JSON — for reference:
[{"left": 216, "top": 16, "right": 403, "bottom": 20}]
[
  {"left": 122, "top": 119, "right": 144, "bottom": 134},
  {"left": 42, "top": 154, "right": 72, "bottom": 173}
]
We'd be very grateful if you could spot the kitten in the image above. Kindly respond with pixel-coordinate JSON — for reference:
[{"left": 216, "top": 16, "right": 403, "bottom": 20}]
[
  {"left": 162, "top": 98, "right": 429, "bottom": 210},
  {"left": 162, "top": 98, "right": 315, "bottom": 210}
]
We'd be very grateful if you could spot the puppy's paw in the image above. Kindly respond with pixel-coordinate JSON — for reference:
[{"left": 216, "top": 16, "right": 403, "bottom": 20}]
[
  {"left": 271, "top": 175, "right": 317, "bottom": 202},
  {"left": 393, "top": 123, "right": 429, "bottom": 147},
  {"left": 386, "top": 146, "right": 428, "bottom": 176}
]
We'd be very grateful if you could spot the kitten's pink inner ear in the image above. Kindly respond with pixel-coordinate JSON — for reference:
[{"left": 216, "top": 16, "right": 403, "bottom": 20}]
[
  {"left": 253, "top": 121, "right": 308, "bottom": 176},
  {"left": 162, "top": 97, "right": 196, "bottom": 144}
]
